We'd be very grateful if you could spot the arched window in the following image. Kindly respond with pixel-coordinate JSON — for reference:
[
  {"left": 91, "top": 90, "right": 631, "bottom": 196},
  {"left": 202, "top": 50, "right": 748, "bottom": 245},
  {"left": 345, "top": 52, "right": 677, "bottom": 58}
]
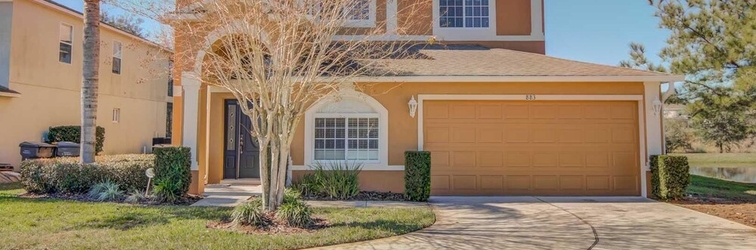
[{"left": 305, "top": 90, "right": 388, "bottom": 166}]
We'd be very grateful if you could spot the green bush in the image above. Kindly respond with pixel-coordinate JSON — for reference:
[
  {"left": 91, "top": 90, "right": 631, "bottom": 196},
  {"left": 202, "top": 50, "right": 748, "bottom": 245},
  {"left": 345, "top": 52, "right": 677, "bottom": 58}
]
[
  {"left": 276, "top": 200, "right": 312, "bottom": 227},
  {"left": 405, "top": 151, "right": 431, "bottom": 202},
  {"left": 152, "top": 147, "right": 192, "bottom": 202},
  {"left": 232, "top": 199, "right": 266, "bottom": 226},
  {"left": 294, "top": 161, "right": 362, "bottom": 200},
  {"left": 650, "top": 155, "right": 691, "bottom": 200},
  {"left": 47, "top": 126, "right": 106, "bottom": 154},
  {"left": 88, "top": 181, "right": 124, "bottom": 201},
  {"left": 19, "top": 155, "right": 153, "bottom": 194}
]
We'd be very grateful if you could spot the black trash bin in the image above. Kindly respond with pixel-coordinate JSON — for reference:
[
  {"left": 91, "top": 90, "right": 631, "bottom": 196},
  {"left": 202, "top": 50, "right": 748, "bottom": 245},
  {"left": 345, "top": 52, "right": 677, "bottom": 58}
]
[
  {"left": 55, "top": 141, "right": 80, "bottom": 157},
  {"left": 19, "top": 142, "right": 56, "bottom": 160}
]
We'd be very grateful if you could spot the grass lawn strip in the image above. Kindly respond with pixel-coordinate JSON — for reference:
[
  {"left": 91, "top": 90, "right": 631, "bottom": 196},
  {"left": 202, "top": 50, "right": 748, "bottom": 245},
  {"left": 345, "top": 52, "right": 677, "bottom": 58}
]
[
  {"left": 0, "top": 184, "right": 435, "bottom": 250},
  {"left": 674, "top": 175, "right": 756, "bottom": 228}
]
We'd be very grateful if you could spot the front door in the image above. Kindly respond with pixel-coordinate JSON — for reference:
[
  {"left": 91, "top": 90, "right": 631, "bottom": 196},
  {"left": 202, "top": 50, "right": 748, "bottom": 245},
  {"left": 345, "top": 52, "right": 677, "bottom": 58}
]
[{"left": 224, "top": 100, "right": 260, "bottom": 179}]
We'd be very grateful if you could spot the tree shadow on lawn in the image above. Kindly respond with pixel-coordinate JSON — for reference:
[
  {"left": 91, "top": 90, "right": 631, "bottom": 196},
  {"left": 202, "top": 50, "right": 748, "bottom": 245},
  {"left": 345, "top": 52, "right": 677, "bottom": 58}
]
[
  {"left": 0, "top": 197, "right": 232, "bottom": 231},
  {"left": 72, "top": 206, "right": 232, "bottom": 231}
]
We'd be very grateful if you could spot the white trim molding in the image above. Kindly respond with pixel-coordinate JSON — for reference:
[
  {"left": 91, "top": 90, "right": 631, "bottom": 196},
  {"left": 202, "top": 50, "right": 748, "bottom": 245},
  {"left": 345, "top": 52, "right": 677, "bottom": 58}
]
[
  {"left": 343, "top": 0, "right": 378, "bottom": 28},
  {"left": 303, "top": 85, "right": 391, "bottom": 170},
  {"left": 531, "top": 0, "right": 544, "bottom": 36},
  {"left": 343, "top": 75, "right": 686, "bottom": 83},
  {"left": 181, "top": 71, "right": 202, "bottom": 171},
  {"left": 416, "top": 94, "right": 650, "bottom": 198},
  {"left": 290, "top": 165, "right": 405, "bottom": 171}
]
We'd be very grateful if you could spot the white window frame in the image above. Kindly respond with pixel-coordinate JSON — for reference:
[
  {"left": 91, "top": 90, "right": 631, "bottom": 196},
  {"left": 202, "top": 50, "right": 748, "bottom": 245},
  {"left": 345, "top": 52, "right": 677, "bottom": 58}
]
[
  {"left": 59, "top": 23, "right": 73, "bottom": 64},
  {"left": 301, "top": 88, "right": 391, "bottom": 170},
  {"left": 438, "top": 0, "right": 491, "bottom": 28},
  {"left": 313, "top": 114, "right": 381, "bottom": 163},
  {"left": 433, "top": 0, "right": 497, "bottom": 40},
  {"left": 112, "top": 108, "right": 121, "bottom": 123},
  {"left": 343, "top": 0, "right": 377, "bottom": 28},
  {"left": 112, "top": 41, "right": 122, "bottom": 74}
]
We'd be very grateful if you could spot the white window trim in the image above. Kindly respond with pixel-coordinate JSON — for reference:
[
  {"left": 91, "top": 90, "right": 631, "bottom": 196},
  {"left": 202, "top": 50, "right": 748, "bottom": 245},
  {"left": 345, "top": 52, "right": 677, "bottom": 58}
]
[
  {"left": 59, "top": 23, "right": 73, "bottom": 64},
  {"left": 112, "top": 41, "right": 123, "bottom": 74},
  {"left": 112, "top": 108, "right": 121, "bottom": 123},
  {"left": 438, "top": 0, "right": 491, "bottom": 29},
  {"left": 415, "top": 94, "right": 653, "bottom": 198},
  {"left": 342, "top": 0, "right": 377, "bottom": 28},
  {"left": 433, "top": 0, "right": 497, "bottom": 40},
  {"left": 301, "top": 87, "right": 390, "bottom": 170},
  {"left": 312, "top": 114, "right": 381, "bottom": 164}
]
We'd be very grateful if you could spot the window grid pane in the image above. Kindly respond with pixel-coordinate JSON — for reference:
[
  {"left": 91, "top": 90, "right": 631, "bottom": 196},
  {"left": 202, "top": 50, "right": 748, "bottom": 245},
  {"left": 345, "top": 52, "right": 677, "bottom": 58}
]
[
  {"left": 314, "top": 117, "right": 378, "bottom": 161},
  {"left": 348, "top": 0, "right": 371, "bottom": 20},
  {"left": 440, "top": 0, "right": 489, "bottom": 28}
]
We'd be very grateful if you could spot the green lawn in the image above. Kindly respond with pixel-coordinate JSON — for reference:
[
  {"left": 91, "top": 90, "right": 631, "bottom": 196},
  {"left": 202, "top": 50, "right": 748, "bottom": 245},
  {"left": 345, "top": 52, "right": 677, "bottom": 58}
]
[
  {"left": 0, "top": 184, "right": 435, "bottom": 250},
  {"left": 688, "top": 175, "right": 756, "bottom": 202},
  {"left": 673, "top": 153, "right": 756, "bottom": 168}
]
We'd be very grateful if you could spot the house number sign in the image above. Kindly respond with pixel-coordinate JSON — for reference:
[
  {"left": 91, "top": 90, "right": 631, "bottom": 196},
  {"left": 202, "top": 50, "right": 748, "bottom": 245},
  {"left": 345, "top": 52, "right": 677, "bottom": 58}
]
[{"left": 525, "top": 94, "right": 537, "bottom": 100}]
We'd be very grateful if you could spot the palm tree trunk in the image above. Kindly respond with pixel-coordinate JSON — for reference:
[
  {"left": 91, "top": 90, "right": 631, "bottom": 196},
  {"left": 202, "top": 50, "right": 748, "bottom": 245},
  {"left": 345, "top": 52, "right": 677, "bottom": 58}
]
[{"left": 81, "top": 0, "right": 100, "bottom": 164}]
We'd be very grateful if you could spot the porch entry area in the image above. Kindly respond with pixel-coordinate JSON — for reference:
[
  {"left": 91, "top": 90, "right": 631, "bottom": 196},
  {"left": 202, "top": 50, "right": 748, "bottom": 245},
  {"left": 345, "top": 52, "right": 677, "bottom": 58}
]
[{"left": 224, "top": 99, "right": 260, "bottom": 179}]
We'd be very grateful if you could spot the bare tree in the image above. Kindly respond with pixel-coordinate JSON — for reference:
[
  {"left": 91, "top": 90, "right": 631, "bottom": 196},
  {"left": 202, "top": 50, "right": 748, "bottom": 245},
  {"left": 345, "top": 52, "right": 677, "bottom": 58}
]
[
  {"left": 81, "top": 0, "right": 101, "bottom": 164},
  {"left": 167, "top": 0, "right": 426, "bottom": 210}
]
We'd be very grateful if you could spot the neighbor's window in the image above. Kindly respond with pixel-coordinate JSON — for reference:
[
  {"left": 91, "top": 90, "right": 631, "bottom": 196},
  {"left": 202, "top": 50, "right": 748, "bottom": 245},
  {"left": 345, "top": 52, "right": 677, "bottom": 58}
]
[
  {"left": 314, "top": 117, "right": 379, "bottom": 161},
  {"left": 166, "top": 103, "right": 173, "bottom": 138},
  {"left": 59, "top": 24, "right": 73, "bottom": 64},
  {"left": 347, "top": 0, "right": 371, "bottom": 21},
  {"left": 112, "top": 108, "right": 121, "bottom": 123},
  {"left": 440, "top": 0, "right": 490, "bottom": 28},
  {"left": 112, "top": 41, "right": 122, "bottom": 74}
]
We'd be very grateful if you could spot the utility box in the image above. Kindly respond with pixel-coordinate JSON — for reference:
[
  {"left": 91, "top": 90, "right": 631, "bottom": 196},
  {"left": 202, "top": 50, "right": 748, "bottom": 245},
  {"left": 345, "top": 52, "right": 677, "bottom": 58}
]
[
  {"left": 19, "top": 142, "right": 56, "bottom": 160},
  {"left": 55, "top": 141, "right": 80, "bottom": 157}
]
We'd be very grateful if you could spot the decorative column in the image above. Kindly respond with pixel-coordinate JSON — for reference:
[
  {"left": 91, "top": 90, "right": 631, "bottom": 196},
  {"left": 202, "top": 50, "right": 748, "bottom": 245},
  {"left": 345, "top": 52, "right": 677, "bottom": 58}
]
[
  {"left": 643, "top": 81, "right": 663, "bottom": 198},
  {"left": 182, "top": 71, "right": 201, "bottom": 171},
  {"left": 531, "top": 0, "right": 544, "bottom": 37}
]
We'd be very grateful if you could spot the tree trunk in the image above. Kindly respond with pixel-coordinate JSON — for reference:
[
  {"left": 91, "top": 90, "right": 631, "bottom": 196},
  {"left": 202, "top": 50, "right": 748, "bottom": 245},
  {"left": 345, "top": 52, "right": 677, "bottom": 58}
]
[{"left": 81, "top": 0, "right": 100, "bottom": 164}]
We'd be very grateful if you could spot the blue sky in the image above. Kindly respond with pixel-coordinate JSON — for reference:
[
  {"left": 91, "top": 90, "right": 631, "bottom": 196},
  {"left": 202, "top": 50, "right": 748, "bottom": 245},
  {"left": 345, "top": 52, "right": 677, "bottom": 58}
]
[{"left": 54, "top": 0, "right": 668, "bottom": 67}]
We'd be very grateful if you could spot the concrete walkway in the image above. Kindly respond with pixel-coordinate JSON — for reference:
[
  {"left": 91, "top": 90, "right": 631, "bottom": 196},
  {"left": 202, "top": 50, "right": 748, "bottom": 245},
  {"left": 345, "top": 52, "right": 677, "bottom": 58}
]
[
  {"left": 312, "top": 196, "right": 756, "bottom": 250},
  {"left": 191, "top": 181, "right": 261, "bottom": 207}
]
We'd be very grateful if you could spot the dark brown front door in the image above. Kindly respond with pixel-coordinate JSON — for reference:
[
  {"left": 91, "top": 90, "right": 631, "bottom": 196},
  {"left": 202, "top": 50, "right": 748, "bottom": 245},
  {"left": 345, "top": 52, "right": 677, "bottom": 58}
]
[{"left": 224, "top": 99, "right": 260, "bottom": 179}]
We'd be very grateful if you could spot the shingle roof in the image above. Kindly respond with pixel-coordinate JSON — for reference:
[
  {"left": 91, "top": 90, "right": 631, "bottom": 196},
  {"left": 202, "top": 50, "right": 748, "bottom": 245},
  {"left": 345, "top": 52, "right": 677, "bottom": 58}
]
[{"left": 374, "top": 45, "right": 677, "bottom": 78}]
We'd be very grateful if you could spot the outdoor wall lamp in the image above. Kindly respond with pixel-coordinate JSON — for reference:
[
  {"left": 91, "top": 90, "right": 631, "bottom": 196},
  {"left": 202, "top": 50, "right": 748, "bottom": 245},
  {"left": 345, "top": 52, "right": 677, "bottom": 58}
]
[
  {"left": 408, "top": 96, "right": 418, "bottom": 118},
  {"left": 653, "top": 98, "right": 663, "bottom": 116}
]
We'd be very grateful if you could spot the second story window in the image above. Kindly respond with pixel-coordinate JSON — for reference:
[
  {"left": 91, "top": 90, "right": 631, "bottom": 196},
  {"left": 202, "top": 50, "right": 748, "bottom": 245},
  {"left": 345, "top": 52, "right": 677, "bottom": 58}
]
[
  {"left": 59, "top": 24, "right": 73, "bottom": 64},
  {"left": 440, "top": 0, "right": 490, "bottom": 28},
  {"left": 112, "top": 41, "right": 122, "bottom": 74},
  {"left": 344, "top": 0, "right": 375, "bottom": 27}
]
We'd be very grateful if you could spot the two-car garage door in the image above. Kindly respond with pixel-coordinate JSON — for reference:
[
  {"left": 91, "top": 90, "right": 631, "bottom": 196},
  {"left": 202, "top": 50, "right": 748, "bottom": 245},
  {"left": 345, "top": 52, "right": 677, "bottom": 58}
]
[{"left": 424, "top": 100, "right": 641, "bottom": 196}]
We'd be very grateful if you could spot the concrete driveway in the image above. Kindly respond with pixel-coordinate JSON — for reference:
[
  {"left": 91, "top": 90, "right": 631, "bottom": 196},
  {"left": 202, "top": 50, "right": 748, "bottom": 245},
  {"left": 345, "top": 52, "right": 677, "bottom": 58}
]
[{"left": 315, "top": 197, "right": 756, "bottom": 250}]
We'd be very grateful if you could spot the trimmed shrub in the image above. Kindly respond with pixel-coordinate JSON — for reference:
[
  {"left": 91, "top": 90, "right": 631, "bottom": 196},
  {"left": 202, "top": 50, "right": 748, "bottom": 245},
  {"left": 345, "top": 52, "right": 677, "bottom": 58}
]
[
  {"left": 650, "top": 155, "right": 690, "bottom": 200},
  {"left": 47, "top": 126, "right": 106, "bottom": 154},
  {"left": 152, "top": 147, "right": 192, "bottom": 202},
  {"left": 88, "top": 181, "right": 124, "bottom": 201},
  {"left": 405, "top": 151, "right": 431, "bottom": 202},
  {"left": 19, "top": 155, "right": 153, "bottom": 194},
  {"left": 232, "top": 199, "right": 266, "bottom": 226},
  {"left": 294, "top": 161, "right": 361, "bottom": 200}
]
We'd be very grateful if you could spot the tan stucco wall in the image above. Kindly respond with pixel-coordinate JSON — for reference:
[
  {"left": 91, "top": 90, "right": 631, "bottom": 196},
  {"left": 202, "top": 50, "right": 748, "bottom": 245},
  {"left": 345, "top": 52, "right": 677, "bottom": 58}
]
[
  {"left": 0, "top": 0, "right": 172, "bottom": 168},
  {"left": 197, "top": 82, "right": 646, "bottom": 193}
]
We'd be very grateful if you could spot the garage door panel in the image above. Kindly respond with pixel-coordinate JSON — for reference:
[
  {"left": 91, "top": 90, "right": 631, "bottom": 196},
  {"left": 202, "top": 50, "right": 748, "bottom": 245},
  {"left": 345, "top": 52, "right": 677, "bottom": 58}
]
[
  {"left": 560, "top": 176, "right": 586, "bottom": 191},
  {"left": 506, "top": 175, "right": 532, "bottom": 191},
  {"left": 426, "top": 100, "right": 640, "bottom": 196},
  {"left": 480, "top": 175, "right": 504, "bottom": 190},
  {"left": 533, "top": 176, "right": 559, "bottom": 191},
  {"left": 453, "top": 175, "right": 477, "bottom": 190},
  {"left": 452, "top": 151, "right": 476, "bottom": 167}
]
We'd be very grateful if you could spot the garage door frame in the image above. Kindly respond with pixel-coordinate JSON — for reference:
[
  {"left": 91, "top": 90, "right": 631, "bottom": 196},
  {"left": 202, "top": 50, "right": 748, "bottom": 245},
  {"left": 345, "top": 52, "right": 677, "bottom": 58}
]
[{"left": 416, "top": 94, "right": 648, "bottom": 197}]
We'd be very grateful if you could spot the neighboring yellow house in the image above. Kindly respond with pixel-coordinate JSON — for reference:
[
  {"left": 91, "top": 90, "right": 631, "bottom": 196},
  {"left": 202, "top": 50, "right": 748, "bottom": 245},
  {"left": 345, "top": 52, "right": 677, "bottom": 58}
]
[
  {"left": 0, "top": 0, "right": 173, "bottom": 169},
  {"left": 173, "top": 0, "right": 684, "bottom": 197}
]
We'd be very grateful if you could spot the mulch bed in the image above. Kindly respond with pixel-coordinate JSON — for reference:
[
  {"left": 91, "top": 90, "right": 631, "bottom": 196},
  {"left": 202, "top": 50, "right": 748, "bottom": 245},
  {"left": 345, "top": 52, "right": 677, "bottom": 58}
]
[
  {"left": 672, "top": 196, "right": 756, "bottom": 228},
  {"left": 207, "top": 214, "right": 330, "bottom": 234},
  {"left": 17, "top": 192, "right": 203, "bottom": 206},
  {"left": 302, "top": 191, "right": 406, "bottom": 201}
]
